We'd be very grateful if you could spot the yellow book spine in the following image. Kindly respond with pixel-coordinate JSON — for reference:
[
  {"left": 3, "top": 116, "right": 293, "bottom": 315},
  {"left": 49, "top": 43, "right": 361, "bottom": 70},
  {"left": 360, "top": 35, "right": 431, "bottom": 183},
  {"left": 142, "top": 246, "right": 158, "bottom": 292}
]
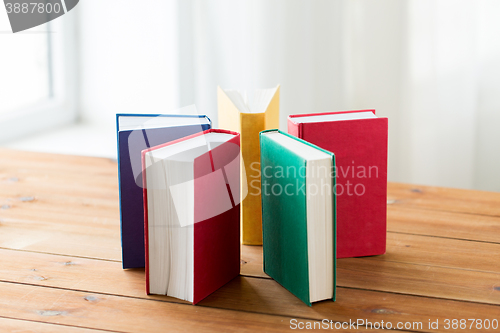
[
  {"left": 240, "top": 112, "right": 265, "bottom": 245},
  {"left": 218, "top": 86, "right": 280, "bottom": 245}
]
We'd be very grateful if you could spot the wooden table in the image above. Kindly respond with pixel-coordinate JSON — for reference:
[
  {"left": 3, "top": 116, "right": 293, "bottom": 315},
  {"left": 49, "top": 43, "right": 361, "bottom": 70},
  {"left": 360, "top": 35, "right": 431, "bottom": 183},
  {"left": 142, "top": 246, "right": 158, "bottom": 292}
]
[{"left": 0, "top": 149, "right": 499, "bottom": 332}]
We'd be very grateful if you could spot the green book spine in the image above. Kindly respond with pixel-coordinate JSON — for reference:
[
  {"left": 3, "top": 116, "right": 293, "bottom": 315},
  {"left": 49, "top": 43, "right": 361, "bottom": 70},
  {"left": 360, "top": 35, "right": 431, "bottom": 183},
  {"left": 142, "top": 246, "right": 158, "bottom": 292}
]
[{"left": 260, "top": 129, "right": 336, "bottom": 306}]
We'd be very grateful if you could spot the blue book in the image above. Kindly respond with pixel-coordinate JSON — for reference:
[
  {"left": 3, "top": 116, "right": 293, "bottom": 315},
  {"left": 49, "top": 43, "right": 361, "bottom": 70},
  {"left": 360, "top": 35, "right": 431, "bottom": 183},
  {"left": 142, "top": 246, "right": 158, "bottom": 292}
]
[{"left": 116, "top": 114, "right": 211, "bottom": 268}]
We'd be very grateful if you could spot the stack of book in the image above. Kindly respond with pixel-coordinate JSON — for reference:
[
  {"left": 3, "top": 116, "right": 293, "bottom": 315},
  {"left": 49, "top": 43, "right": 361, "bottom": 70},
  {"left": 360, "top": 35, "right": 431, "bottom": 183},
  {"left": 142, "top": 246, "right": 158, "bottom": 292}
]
[{"left": 116, "top": 96, "right": 387, "bottom": 306}]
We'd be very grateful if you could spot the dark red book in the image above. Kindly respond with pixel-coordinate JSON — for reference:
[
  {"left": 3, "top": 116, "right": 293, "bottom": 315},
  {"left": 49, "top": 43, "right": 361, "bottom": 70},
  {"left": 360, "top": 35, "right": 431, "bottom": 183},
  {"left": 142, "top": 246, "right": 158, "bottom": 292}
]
[
  {"left": 142, "top": 129, "right": 240, "bottom": 304},
  {"left": 288, "top": 110, "right": 388, "bottom": 258}
]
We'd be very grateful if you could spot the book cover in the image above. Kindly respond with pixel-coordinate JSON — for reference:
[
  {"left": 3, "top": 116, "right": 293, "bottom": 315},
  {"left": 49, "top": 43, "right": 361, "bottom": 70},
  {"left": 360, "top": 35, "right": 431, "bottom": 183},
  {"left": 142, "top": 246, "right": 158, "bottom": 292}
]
[
  {"left": 288, "top": 110, "right": 388, "bottom": 258},
  {"left": 218, "top": 86, "right": 280, "bottom": 245},
  {"left": 116, "top": 114, "right": 211, "bottom": 269},
  {"left": 260, "top": 130, "right": 336, "bottom": 306},
  {"left": 142, "top": 129, "right": 240, "bottom": 304}
]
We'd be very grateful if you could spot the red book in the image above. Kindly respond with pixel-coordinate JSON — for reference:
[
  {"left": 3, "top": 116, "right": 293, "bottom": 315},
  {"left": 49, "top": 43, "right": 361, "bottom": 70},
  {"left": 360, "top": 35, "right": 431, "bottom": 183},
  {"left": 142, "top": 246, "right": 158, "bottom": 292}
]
[
  {"left": 288, "top": 110, "right": 388, "bottom": 258},
  {"left": 142, "top": 129, "right": 240, "bottom": 304}
]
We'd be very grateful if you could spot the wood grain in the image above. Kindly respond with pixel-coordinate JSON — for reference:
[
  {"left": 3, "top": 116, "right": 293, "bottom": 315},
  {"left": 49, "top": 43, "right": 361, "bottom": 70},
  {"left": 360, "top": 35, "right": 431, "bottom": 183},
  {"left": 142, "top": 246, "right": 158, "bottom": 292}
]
[
  {"left": 2, "top": 246, "right": 497, "bottom": 333},
  {"left": 202, "top": 277, "right": 500, "bottom": 332},
  {"left": 240, "top": 245, "right": 266, "bottom": 278},
  {"left": 388, "top": 205, "right": 500, "bottom": 243},
  {"left": 241, "top": 233, "right": 500, "bottom": 278},
  {"left": 0, "top": 149, "right": 121, "bottom": 261},
  {"left": 0, "top": 317, "right": 112, "bottom": 332},
  {"left": 0, "top": 246, "right": 499, "bottom": 332},
  {"left": 0, "top": 280, "right": 325, "bottom": 333},
  {"left": 388, "top": 182, "right": 500, "bottom": 217},
  {"left": 1, "top": 148, "right": 500, "bottom": 332},
  {"left": 0, "top": 215, "right": 120, "bottom": 261},
  {"left": 338, "top": 258, "right": 500, "bottom": 305},
  {"left": 380, "top": 232, "right": 500, "bottom": 273}
]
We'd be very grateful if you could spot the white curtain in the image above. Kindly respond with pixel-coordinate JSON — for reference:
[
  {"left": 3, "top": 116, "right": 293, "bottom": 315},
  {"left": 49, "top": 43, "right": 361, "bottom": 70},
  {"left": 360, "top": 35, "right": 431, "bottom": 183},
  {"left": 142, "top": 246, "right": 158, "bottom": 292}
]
[
  {"left": 172, "top": 0, "right": 500, "bottom": 191},
  {"left": 80, "top": 0, "right": 500, "bottom": 191}
]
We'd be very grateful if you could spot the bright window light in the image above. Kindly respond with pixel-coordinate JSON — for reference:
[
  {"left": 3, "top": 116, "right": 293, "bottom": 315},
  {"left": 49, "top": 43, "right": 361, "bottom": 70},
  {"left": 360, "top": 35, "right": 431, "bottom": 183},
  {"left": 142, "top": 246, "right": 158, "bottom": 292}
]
[{"left": 0, "top": 10, "right": 51, "bottom": 114}]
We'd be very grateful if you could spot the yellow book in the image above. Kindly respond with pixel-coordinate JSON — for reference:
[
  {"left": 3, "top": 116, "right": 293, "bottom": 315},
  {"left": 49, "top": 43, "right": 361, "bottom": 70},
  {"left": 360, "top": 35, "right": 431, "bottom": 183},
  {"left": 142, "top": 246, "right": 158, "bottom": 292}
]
[{"left": 218, "top": 85, "right": 280, "bottom": 245}]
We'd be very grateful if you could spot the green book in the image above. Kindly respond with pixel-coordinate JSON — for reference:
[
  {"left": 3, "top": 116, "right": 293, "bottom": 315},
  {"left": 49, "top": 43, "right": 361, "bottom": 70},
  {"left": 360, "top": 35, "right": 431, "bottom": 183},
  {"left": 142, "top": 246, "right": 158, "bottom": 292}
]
[{"left": 260, "top": 129, "right": 336, "bottom": 306}]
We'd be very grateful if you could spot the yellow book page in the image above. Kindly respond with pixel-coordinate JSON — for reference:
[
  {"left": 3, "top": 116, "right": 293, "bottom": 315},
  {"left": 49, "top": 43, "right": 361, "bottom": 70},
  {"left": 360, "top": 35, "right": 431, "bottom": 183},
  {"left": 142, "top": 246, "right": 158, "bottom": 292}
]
[
  {"left": 217, "top": 86, "right": 241, "bottom": 133},
  {"left": 264, "top": 85, "right": 280, "bottom": 129}
]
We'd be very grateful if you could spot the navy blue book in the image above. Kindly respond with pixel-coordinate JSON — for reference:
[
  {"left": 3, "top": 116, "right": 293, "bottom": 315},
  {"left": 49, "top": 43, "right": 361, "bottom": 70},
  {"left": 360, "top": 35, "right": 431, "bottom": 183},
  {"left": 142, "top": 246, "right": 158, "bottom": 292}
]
[{"left": 116, "top": 114, "right": 211, "bottom": 268}]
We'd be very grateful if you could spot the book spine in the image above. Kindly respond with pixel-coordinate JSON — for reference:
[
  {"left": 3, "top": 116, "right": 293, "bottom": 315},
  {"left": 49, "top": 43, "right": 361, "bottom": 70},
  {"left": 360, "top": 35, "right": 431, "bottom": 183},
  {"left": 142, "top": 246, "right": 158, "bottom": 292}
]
[
  {"left": 116, "top": 116, "right": 124, "bottom": 268},
  {"left": 142, "top": 150, "right": 150, "bottom": 295},
  {"left": 240, "top": 113, "right": 266, "bottom": 245},
  {"left": 299, "top": 118, "right": 388, "bottom": 258},
  {"left": 287, "top": 118, "right": 303, "bottom": 138},
  {"left": 193, "top": 133, "right": 241, "bottom": 304}
]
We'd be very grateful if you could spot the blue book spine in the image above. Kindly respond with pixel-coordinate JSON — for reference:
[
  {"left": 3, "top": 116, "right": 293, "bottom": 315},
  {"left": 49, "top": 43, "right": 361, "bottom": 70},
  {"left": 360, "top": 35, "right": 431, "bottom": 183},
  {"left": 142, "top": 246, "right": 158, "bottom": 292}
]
[{"left": 116, "top": 114, "right": 211, "bottom": 268}]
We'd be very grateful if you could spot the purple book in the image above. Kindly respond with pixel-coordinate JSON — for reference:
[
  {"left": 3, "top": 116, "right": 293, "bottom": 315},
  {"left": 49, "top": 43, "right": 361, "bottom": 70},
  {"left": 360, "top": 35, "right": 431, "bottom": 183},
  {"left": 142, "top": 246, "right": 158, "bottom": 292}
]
[{"left": 116, "top": 114, "right": 211, "bottom": 268}]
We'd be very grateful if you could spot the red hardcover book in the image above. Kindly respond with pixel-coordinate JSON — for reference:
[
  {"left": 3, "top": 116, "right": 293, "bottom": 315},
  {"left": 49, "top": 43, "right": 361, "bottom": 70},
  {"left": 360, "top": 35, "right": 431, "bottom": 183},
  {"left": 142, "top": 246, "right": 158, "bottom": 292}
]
[
  {"left": 142, "top": 129, "right": 240, "bottom": 304},
  {"left": 288, "top": 110, "right": 388, "bottom": 258}
]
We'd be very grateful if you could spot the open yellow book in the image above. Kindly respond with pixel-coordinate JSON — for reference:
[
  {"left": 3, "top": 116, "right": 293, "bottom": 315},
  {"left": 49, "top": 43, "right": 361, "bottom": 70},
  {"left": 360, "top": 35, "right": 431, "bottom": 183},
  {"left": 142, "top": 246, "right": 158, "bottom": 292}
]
[{"left": 218, "top": 85, "right": 280, "bottom": 245}]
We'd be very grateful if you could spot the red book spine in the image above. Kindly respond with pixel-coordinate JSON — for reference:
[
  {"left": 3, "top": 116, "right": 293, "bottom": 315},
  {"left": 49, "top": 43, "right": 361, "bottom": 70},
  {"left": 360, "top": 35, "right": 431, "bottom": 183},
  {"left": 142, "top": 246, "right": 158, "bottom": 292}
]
[
  {"left": 192, "top": 133, "right": 241, "bottom": 304},
  {"left": 287, "top": 117, "right": 302, "bottom": 138},
  {"left": 142, "top": 129, "right": 241, "bottom": 302},
  {"left": 288, "top": 111, "right": 387, "bottom": 259},
  {"left": 141, "top": 150, "right": 150, "bottom": 294}
]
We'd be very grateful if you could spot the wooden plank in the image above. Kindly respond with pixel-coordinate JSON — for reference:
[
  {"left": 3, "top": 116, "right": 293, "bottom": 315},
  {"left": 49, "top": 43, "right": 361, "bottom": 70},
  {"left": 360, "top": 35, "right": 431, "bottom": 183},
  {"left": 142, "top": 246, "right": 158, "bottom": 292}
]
[
  {"left": 240, "top": 239, "right": 500, "bottom": 304},
  {"left": 0, "top": 149, "right": 118, "bottom": 219},
  {"left": 0, "top": 312, "right": 389, "bottom": 333},
  {"left": 0, "top": 170, "right": 118, "bottom": 218},
  {"left": 4, "top": 148, "right": 500, "bottom": 220},
  {"left": 388, "top": 205, "right": 500, "bottom": 243},
  {"left": 0, "top": 216, "right": 120, "bottom": 261},
  {"left": 388, "top": 183, "right": 500, "bottom": 217},
  {"left": 249, "top": 247, "right": 500, "bottom": 305},
  {"left": 2, "top": 229, "right": 499, "bottom": 306},
  {"left": 3, "top": 149, "right": 500, "bottom": 221},
  {"left": 1, "top": 149, "right": 500, "bottom": 332},
  {"left": 0, "top": 149, "right": 121, "bottom": 261},
  {"left": 0, "top": 317, "right": 115, "bottom": 332},
  {"left": 1, "top": 247, "right": 500, "bottom": 324},
  {"left": 3, "top": 193, "right": 500, "bottom": 264},
  {"left": 232, "top": 200, "right": 499, "bottom": 303},
  {"left": 241, "top": 233, "right": 500, "bottom": 278},
  {"left": 1, "top": 251, "right": 498, "bottom": 333},
  {"left": 0, "top": 248, "right": 160, "bottom": 301},
  {"left": 6, "top": 191, "right": 499, "bottom": 273},
  {"left": 381, "top": 232, "right": 500, "bottom": 273},
  {"left": 0, "top": 281, "right": 360, "bottom": 333},
  {"left": 3, "top": 148, "right": 500, "bottom": 262},
  {"left": 337, "top": 257, "right": 500, "bottom": 305},
  {"left": 0, "top": 148, "right": 117, "bottom": 171},
  {"left": 202, "top": 277, "right": 500, "bottom": 333}
]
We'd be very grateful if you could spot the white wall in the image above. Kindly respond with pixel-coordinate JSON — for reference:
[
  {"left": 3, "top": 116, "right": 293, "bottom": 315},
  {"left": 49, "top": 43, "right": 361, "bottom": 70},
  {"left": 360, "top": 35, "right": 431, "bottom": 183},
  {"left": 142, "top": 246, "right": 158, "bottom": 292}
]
[
  {"left": 78, "top": 0, "right": 181, "bottom": 127},
  {"left": 78, "top": 0, "right": 500, "bottom": 191}
]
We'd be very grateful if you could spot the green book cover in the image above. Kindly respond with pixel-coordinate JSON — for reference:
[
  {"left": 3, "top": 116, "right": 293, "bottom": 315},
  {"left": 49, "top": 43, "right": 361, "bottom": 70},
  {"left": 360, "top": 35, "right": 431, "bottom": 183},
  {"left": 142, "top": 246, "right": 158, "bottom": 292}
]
[{"left": 260, "top": 129, "right": 336, "bottom": 306}]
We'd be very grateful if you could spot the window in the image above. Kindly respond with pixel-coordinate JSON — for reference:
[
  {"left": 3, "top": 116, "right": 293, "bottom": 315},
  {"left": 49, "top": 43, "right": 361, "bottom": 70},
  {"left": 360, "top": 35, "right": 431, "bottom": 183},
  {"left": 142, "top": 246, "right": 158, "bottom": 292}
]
[{"left": 0, "top": 8, "right": 77, "bottom": 142}]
